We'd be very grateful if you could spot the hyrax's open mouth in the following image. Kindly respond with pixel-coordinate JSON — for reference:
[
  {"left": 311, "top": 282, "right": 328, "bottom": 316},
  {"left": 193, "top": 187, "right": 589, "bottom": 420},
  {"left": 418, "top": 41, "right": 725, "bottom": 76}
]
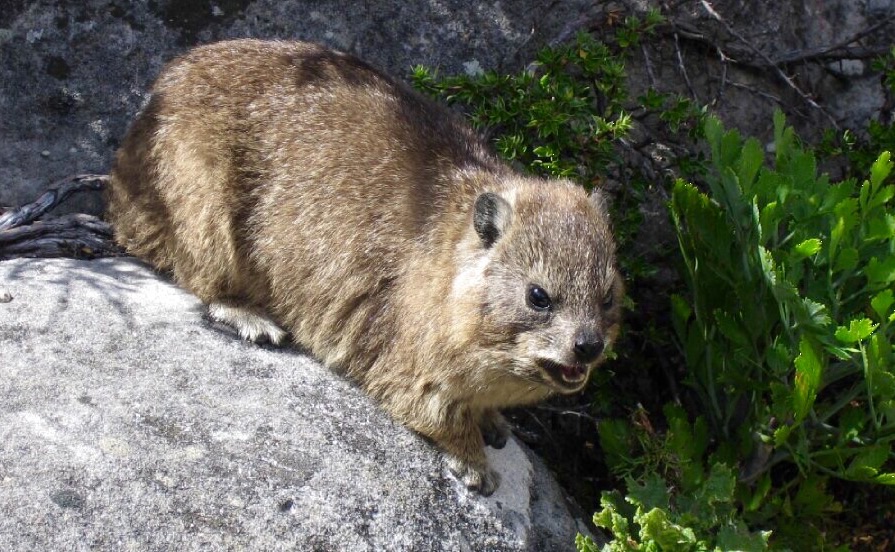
[{"left": 537, "top": 359, "right": 589, "bottom": 390}]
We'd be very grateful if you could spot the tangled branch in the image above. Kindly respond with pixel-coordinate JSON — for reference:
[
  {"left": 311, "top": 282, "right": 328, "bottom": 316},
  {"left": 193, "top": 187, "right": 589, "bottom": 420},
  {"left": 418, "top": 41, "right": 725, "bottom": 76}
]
[{"left": 0, "top": 174, "right": 122, "bottom": 260}]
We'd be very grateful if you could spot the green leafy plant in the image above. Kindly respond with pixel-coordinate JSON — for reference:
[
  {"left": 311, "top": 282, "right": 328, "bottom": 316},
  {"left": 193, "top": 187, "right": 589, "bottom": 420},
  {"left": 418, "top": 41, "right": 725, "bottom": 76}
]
[
  {"left": 669, "top": 111, "right": 895, "bottom": 546},
  {"left": 588, "top": 405, "right": 771, "bottom": 551},
  {"left": 578, "top": 468, "right": 771, "bottom": 552}
]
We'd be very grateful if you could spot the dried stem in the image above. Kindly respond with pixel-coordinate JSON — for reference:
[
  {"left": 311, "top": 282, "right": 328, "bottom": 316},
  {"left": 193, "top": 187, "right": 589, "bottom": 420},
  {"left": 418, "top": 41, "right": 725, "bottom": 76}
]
[
  {"left": 0, "top": 174, "right": 109, "bottom": 231},
  {"left": 0, "top": 174, "right": 121, "bottom": 260}
]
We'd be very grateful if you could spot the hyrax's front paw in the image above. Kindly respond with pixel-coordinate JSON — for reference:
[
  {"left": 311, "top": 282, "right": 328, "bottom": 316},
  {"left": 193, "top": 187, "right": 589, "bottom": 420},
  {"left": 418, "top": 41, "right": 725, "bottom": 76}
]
[
  {"left": 447, "top": 455, "right": 501, "bottom": 496},
  {"left": 207, "top": 302, "right": 287, "bottom": 345},
  {"left": 479, "top": 410, "right": 510, "bottom": 449}
]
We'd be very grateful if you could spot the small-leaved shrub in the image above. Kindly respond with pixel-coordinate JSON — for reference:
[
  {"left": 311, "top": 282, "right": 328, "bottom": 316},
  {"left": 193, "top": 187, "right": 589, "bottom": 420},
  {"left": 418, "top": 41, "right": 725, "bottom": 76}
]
[{"left": 411, "top": 29, "right": 640, "bottom": 186}]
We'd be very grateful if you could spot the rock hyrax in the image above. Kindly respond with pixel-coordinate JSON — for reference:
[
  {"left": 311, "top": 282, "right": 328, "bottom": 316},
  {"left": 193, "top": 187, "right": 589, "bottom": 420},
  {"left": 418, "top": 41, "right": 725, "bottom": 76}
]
[{"left": 106, "top": 39, "right": 623, "bottom": 495}]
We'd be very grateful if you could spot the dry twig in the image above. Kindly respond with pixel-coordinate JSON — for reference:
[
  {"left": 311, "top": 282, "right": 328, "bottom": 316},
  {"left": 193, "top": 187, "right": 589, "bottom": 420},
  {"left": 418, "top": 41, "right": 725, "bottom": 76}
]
[
  {"left": 698, "top": 0, "right": 840, "bottom": 128},
  {"left": 0, "top": 174, "right": 121, "bottom": 260},
  {"left": 0, "top": 213, "right": 120, "bottom": 260},
  {"left": 0, "top": 174, "right": 108, "bottom": 231},
  {"left": 774, "top": 13, "right": 895, "bottom": 65}
]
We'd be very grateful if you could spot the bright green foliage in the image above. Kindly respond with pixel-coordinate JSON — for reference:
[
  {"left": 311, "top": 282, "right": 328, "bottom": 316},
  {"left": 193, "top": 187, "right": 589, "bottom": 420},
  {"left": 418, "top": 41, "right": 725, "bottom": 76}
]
[
  {"left": 670, "top": 111, "right": 895, "bottom": 545},
  {"left": 587, "top": 406, "right": 770, "bottom": 551}
]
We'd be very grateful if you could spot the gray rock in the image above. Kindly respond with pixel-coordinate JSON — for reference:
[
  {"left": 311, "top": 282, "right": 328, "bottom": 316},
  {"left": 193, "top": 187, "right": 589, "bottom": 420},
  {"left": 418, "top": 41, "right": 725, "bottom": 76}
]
[
  {"left": 867, "top": 0, "right": 895, "bottom": 16},
  {"left": 0, "top": 257, "right": 586, "bottom": 551}
]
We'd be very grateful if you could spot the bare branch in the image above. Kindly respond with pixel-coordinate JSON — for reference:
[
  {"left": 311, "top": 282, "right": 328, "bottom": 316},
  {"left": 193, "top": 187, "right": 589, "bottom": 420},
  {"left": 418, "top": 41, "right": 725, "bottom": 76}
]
[
  {"left": 0, "top": 174, "right": 120, "bottom": 260},
  {"left": 0, "top": 174, "right": 109, "bottom": 231},
  {"left": 0, "top": 213, "right": 122, "bottom": 260},
  {"left": 773, "top": 13, "right": 895, "bottom": 65},
  {"left": 698, "top": 0, "right": 840, "bottom": 128}
]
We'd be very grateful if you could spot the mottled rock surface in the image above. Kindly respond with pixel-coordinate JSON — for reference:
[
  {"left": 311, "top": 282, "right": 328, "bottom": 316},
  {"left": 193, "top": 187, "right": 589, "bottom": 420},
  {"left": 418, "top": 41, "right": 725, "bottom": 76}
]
[{"left": 0, "top": 257, "right": 587, "bottom": 551}]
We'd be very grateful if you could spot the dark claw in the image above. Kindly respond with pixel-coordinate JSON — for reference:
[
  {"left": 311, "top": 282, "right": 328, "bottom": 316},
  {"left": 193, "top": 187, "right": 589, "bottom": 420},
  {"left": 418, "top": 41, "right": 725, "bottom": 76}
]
[{"left": 482, "top": 425, "right": 508, "bottom": 449}]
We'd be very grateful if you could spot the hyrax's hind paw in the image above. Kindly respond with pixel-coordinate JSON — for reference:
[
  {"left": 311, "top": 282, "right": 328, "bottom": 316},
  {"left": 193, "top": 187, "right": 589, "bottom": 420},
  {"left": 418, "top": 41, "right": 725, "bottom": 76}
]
[
  {"left": 480, "top": 410, "right": 511, "bottom": 449},
  {"left": 207, "top": 303, "right": 287, "bottom": 345},
  {"left": 447, "top": 456, "right": 501, "bottom": 496}
]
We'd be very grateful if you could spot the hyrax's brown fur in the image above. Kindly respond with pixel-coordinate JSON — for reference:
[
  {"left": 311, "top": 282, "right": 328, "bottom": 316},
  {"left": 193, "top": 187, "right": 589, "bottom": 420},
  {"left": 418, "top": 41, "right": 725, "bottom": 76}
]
[{"left": 107, "top": 39, "right": 622, "bottom": 495}]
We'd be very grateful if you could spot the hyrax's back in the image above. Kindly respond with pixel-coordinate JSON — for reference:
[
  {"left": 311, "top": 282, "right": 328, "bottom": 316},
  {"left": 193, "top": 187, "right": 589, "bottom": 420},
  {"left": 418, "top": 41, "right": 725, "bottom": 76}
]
[{"left": 109, "top": 40, "right": 498, "bottom": 363}]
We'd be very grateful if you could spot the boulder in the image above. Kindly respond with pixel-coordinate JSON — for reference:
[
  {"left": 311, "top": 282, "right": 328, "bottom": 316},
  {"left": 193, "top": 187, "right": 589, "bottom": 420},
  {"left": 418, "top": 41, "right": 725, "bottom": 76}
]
[{"left": 0, "top": 257, "right": 589, "bottom": 551}]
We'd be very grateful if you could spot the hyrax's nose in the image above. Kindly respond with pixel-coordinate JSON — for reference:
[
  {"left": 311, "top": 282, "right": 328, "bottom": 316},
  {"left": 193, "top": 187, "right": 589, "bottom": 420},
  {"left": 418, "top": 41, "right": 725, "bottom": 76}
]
[{"left": 573, "top": 330, "right": 604, "bottom": 364}]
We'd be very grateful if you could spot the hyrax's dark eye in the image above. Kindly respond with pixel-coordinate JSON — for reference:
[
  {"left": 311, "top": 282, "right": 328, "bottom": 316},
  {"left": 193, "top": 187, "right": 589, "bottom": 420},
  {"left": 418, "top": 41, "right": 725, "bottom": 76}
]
[
  {"left": 602, "top": 293, "right": 615, "bottom": 310},
  {"left": 526, "top": 285, "right": 552, "bottom": 312}
]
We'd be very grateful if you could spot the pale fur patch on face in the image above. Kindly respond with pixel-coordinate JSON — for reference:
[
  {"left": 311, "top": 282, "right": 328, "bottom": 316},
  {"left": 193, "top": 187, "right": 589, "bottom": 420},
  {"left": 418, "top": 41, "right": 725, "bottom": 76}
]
[
  {"left": 450, "top": 252, "right": 491, "bottom": 300},
  {"left": 207, "top": 303, "right": 287, "bottom": 345}
]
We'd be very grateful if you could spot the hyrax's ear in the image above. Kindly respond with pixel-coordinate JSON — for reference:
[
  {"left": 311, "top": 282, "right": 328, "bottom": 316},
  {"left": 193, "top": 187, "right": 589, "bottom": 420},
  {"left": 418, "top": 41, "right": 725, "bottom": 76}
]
[{"left": 473, "top": 192, "right": 513, "bottom": 248}]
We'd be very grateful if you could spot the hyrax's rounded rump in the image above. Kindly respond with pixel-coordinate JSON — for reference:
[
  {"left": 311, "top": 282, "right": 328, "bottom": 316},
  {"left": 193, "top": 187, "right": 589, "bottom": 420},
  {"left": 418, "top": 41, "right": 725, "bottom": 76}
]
[{"left": 107, "top": 39, "right": 622, "bottom": 495}]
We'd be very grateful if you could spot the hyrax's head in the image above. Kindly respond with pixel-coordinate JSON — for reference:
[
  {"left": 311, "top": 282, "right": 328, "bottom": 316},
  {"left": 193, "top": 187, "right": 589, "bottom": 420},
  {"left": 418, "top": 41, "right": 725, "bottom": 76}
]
[{"left": 456, "top": 178, "right": 623, "bottom": 395}]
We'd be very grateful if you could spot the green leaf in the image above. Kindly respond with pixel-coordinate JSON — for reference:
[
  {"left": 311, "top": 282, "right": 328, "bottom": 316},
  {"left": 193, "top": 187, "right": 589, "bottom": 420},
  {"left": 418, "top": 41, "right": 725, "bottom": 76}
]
[
  {"left": 830, "top": 199, "right": 858, "bottom": 263},
  {"left": 834, "top": 318, "right": 878, "bottom": 343},
  {"left": 793, "top": 336, "right": 822, "bottom": 422},
  {"left": 846, "top": 444, "right": 891, "bottom": 481},
  {"left": 793, "top": 476, "right": 841, "bottom": 516},
  {"left": 870, "top": 150, "right": 893, "bottom": 188},
  {"left": 838, "top": 407, "right": 866, "bottom": 443},
  {"left": 867, "top": 185, "right": 895, "bottom": 212},
  {"left": 627, "top": 474, "right": 671, "bottom": 511},
  {"left": 773, "top": 424, "right": 793, "bottom": 448},
  {"left": 867, "top": 213, "right": 895, "bottom": 241},
  {"left": 765, "top": 343, "right": 791, "bottom": 376},
  {"left": 867, "top": 257, "right": 895, "bottom": 286},
  {"left": 716, "top": 522, "right": 771, "bottom": 552},
  {"left": 773, "top": 109, "right": 793, "bottom": 167},
  {"left": 874, "top": 473, "right": 895, "bottom": 485},
  {"left": 637, "top": 508, "right": 698, "bottom": 550},
  {"left": 664, "top": 404, "right": 708, "bottom": 465},
  {"left": 593, "top": 492, "right": 633, "bottom": 542},
  {"left": 701, "top": 462, "right": 736, "bottom": 504},
  {"left": 790, "top": 150, "right": 818, "bottom": 192},
  {"left": 792, "top": 238, "right": 822, "bottom": 259},
  {"left": 872, "top": 371, "right": 895, "bottom": 401},
  {"left": 671, "top": 294, "right": 693, "bottom": 342},
  {"left": 745, "top": 474, "right": 772, "bottom": 512},
  {"left": 758, "top": 246, "right": 777, "bottom": 286},
  {"left": 597, "top": 419, "right": 633, "bottom": 471},
  {"left": 714, "top": 309, "right": 750, "bottom": 347},
  {"left": 800, "top": 298, "right": 831, "bottom": 327},
  {"left": 834, "top": 247, "right": 859, "bottom": 272},
  {"left": 672, "top": 180, "right": 735, "bottom": 276},
  {"left": 821, "top": 179, "right": 856, "bottom": 212},
  {"left": 737, "top": 138, "right": 764, "bottom": 195},
  {"left": 758, "top": 199, "right": 781, "bottom": 245},
  {"left": 867, "top": 333, "right": 895, "bottom": 401},
  {"left": 574, "top": 533, "right": 600, "bottom": 552}
]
